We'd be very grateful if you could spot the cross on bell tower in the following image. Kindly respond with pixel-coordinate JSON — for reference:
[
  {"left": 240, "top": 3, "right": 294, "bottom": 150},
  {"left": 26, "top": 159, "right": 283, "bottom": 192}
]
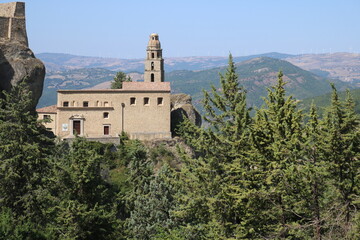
[{"left": 144, "top": 33, "right": 164, "bottom": 82}]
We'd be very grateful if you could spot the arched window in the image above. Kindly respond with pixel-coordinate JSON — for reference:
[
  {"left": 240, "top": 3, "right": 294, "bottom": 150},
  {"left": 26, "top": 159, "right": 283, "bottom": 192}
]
[
  {"left": 151, "top": 62, "right": 154, "bottom": 70},
  {"left": 151, "top": 52, "right": 154, "bottom": 58},
  {"left": 104, "top": 101, "right": 109, "bottom": 107},
  {"left": 151, "top": 73, "right": 154, "bottom": 82}
]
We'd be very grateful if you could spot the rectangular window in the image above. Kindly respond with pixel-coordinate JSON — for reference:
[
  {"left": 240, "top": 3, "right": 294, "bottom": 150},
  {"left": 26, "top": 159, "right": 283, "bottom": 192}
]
[
  {"left": 63, "top": 101, "right": 69, "bottom": 107},
  {"left": 43, "top": 115, "right": 50, "bottom": 120},
  {"left": 144, "top": 97, "right": 150, "bottom": 105},
  {"left": 104, "top": 125, "right": 110, "bottom": 135},
  {"left": 83, "top": 101, "right": 89, "bottom": 107},
  {"left": 130, "top": 97, "right": 136, "bottom": 105},
  {"left": 157, "top": 97, "right": 163, "bottom": 105},
  {"left": 103, "top": 112, "right": 109, "bottom": 119}
]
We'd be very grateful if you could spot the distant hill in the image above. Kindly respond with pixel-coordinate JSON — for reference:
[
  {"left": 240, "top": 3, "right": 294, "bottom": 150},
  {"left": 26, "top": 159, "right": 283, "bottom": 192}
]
[
  {"left": 38, "top": 57, "right": 353, "bottom": 113},
  {"left": 299, "top": 88, "right": 360, "bottom": 115},
  {"left": 286, "top": 52, "right": 360, "bottom": 84},
  {"left": 36, "top": 52, "right": 294, "bottom": 73},
  {"left": 167, "top": 57, "right": 352, "bottom": 112}
]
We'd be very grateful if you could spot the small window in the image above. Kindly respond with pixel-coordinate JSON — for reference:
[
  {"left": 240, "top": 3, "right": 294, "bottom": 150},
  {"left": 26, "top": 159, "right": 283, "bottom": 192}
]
[
  {"left": 151, "top": 52, "right": 154, "bottom": 58},
  {"left": 63, "top": 101, "right": 69, "bottom": 107},
  {"left": 104, "top": 125, "right": 110, "bottom": 135},
  {"left": 96, "top": 101, "right": 100, "bottom": 107},
  {"left": 130, "top": 97, "right": 136, "bottom": 105},
  {"left": 144, "top": 97, "right": 150, "bottom": 105},
  {"left": 83, "top": 101, "right": 89, "bottom": 107},
  {"left": 151, "top": 62, "right": 154, "bottom": 70},
  {"left": 151, "top": 73, "right": 154, "bottom": 82},
  {"left": 43, "top": 115, "right": 51, "bottom": 120},
  {"left": 103, "top": 112, "right": 109, "bottom": 119},
  {"left": 104, "top": 101, "right": 109, "bottom": 107},
  {"left": 157, "top": 97, "right": 163, "bottom": 105},
  {"left": 46, "top": 128, "right": 52, "bottom": 131}
]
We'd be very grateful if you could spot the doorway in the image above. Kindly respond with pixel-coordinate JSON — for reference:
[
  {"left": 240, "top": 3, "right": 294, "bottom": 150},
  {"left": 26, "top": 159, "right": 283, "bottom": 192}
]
[{"left": 73, "top": 120, "right": 81, "bottom": 135}]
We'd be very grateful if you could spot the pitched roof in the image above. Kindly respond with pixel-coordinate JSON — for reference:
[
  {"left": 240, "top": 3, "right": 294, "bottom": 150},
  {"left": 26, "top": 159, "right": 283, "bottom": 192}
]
[
  {"left": 58, "top": 82, "right": 171, "bottom": 93},
  {"left": 36, "top": 105, "right": 57, "bottom": 113},
  {"left": 122, "top": 82, "right": 170, "bottom": 91}
]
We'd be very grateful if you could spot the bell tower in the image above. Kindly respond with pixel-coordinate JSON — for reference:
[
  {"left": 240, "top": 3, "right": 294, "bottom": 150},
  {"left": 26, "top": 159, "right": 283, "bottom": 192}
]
[{"left": 144, "top": 33, "right": 164, "bottom": 82}]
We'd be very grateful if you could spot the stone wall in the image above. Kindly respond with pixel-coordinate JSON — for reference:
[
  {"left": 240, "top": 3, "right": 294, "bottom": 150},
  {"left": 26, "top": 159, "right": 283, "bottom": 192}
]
[{"left": 0, "top": 2, "right": 28, "bottom": 46}]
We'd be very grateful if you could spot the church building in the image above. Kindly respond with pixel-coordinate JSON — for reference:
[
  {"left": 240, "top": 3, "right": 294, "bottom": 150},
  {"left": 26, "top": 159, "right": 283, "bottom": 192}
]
[{"left": 37, "top": 33, "right": 172, "bottom": 142}]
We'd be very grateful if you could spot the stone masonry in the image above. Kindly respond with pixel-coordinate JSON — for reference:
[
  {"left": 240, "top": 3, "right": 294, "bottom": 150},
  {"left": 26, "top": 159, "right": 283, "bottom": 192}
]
[{"left": 0, "top": 2, "right": 28, "bottom": 46}]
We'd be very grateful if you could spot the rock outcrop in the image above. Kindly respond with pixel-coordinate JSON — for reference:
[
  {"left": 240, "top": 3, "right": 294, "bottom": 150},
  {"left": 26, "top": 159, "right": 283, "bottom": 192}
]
[
  {"left": 0, "top": 2, "right": 45, "bottom": 109},
  {"left": 171, "top": 93, "right": 201, "bottom": 135}
]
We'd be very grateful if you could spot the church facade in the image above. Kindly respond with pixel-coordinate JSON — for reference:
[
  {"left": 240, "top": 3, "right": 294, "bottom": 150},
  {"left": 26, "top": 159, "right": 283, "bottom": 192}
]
[{"left": 37, "top": 34, "right": 172, "bottom": 141}]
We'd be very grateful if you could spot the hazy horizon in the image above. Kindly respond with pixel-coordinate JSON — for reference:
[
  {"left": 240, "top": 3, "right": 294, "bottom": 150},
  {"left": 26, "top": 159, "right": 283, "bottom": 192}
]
[{"left": 5, "top": 0, "right": 360, "bottom": 58}]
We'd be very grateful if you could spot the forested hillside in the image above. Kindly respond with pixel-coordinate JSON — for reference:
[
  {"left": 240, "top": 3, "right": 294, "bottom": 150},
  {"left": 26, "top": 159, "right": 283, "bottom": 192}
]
[{"left": 1, "top": 56, "right": 359, "bottom": 239}]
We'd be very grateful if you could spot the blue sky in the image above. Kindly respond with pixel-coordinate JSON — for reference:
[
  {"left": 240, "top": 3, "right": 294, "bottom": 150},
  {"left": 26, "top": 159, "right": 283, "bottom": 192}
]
[{"left": 5, "top": 0, "right": 360, "bottom": 58}]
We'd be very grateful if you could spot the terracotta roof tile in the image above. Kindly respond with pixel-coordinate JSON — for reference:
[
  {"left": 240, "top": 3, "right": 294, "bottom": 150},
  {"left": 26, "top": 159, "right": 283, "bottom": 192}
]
[
  {"left": 58, "top": 82, "right": 171, "bottom": 93},
  {"left": 122, "top": 82, "right": 170, "bottom": 91},
  {"left": 36, "top": 105, "right": 57, "bottom": 113}
]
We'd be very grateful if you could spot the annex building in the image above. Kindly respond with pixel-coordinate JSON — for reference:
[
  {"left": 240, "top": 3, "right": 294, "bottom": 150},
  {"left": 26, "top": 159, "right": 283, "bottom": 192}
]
[{"left": 37, "top": 34, "right": 172, "bottom": 142}]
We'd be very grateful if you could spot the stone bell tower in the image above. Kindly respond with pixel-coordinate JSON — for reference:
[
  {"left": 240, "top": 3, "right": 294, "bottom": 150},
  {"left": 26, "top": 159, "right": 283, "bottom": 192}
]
[{"left": 144, "top": 33, "right": 164, "bottom": 82}]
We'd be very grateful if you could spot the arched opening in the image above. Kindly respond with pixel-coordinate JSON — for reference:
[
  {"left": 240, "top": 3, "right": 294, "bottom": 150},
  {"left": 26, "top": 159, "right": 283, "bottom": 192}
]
[
  {"left": 151, "top": 62, "right": 154, "bottom": 70},
  {"left": 151, "top": 52, "right": 154, "bottom": 58},
  {"left": 151, "top": 73, "right": 155, "bottom": 82}
]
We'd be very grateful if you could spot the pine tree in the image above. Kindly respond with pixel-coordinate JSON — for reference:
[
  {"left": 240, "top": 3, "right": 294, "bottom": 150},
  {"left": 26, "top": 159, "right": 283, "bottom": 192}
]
[
  {"left": 300, "top": 103, "right": 328, "bottom": 239},
  {"left": 49, "top": 137, "right": 117, "bottom": 239},
  {"left": 111, "top": 71, "right": 132, "bottom": 89},
  {"left": 177, "top": 54, "right": 253, "bottom": 238},
  {"left": 320, "top": 86, "right": 360, "bottom": 236},
  {"left": 0, "top": 82, "right": 54, "bottom": 225},
  {"left": 128, "top": 164, "right": 176, "bottom": 239},
  {"left": 250, "top": 71, "right": 305, "bottom": 238}
]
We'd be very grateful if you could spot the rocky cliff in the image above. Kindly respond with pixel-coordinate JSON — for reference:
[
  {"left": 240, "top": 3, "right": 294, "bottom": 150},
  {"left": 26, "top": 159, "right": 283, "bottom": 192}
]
[
  {"left": 0, "top": 2, "right": 45, "bottom": 109},
  {"left": 170, "top": 93, "right": 201, "bottom": 135}
]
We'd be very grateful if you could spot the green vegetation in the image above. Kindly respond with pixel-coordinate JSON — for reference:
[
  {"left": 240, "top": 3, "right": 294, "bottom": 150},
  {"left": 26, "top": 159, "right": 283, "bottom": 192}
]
[
  {"left": 1, "top": 56, "right": 359, "bottom": 239},
  {"left": 167, "top": 57, "right": 352, "bottom": 113},
  {"left": 111, "top": 71, "right": 132, "bottom": 89},
  {"left": 300, "top": 87, "right": 360, "bottom": 115}
]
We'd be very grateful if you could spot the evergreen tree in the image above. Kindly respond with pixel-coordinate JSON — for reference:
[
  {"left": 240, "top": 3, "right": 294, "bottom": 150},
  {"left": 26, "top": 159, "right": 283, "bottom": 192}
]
[
  {"left": 177, "top": 54, "right": 253, "bottom": 238},
  {"left": 0, "top": 82, "right": 54, "bottom": 225},
  {"left": 49, "top": 137, "right": 117, "bottom": 239},
  {"left": 299, "top": 103, "right": 328, "bottom": 239},
  {"left": 128, "top": 164, "right": 176, "bottom": 239},
  {"left": 111, "top": 71, "right": 132, "bottom": 89},
  {"left": 320, "top": 86, "right": 360, "bottom": 236},
  {"left": 250, "top": 71, "right": 305, "bottom": 238}
]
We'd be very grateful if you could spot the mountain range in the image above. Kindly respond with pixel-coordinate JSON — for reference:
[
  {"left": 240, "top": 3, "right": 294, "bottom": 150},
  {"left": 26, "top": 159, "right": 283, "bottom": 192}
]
[
  {"left": 37, "top": 52, "right": 360, "bottom": 84},
  {"left": 37, "top": 52, "right": 356, "bottom": 113}
]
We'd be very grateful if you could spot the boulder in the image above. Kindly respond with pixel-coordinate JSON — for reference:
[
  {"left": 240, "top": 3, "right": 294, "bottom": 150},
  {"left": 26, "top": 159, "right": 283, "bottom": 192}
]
[
  {"left": 0, "top": 41, "right": 45, "bottom": 109},
  {"left": 171, "top": 93, "right": 202, "bottom": 135}
]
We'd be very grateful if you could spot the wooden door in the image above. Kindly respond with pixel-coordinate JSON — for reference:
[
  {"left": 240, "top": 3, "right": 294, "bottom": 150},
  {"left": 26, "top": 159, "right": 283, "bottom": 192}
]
[
  {"left": 104, "top": 126, "right": 109, "bottom": 135},
  {"left": 73, "top": 120, "right": 81, "bottom": 135}
]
